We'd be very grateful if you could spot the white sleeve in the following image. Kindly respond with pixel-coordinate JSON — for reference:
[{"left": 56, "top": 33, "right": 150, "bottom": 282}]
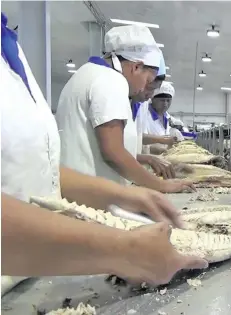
[
  {"left": 88, "top": 73, "right": 130, "bottom": 128},
  {"left": 170, "top": 128, "right": 184, "bottom": 141}
]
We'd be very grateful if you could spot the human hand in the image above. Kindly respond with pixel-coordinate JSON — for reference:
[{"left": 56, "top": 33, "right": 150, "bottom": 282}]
[
  {"left": 161, "top": 136, "right": 178, "bottom": 146},
  {"left": 147, "top": 156, "right": 175, "bottom": 179},
  {"left": 112, "top": 223, "right": 208, "bottom": 285},
  {"left": 161, "top": 179, "right": 196, "bottom": 193},
  {"left": 116, "top": 186, "right": 182, "bottom": 228}
]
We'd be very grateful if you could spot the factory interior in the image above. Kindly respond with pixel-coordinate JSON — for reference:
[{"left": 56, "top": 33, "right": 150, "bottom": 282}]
[{"left": 1, "top": 1, "right": 231, "bottom": 315}]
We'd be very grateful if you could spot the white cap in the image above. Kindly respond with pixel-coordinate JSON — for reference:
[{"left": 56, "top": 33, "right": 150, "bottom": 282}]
[
  {"left": 104, "top": 25, "right": 161, "bottom": 72},
  {"left": 153, "top": 81, "right": 175, "bottom": 98}
]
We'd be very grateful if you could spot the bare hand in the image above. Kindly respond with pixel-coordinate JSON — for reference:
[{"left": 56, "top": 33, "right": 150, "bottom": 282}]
[
  {"left": 162, "top": 179, "right": 196, "bottom": 193},
  {"left": 162, "top": 136, "right": 178, "bottom": 146},
  {"left": 117, "top": 186, "right": 183, "bottom": 228},
  {"left": 147, "top": 156, "right": 175, "bottom": 179},
  {"left": 113, "top": 223, "right": 208, "bottom": 285}
]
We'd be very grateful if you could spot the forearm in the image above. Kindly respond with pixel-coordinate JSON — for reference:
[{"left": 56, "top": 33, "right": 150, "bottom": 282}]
[
  {"left": 143, "top": 134, "right": 168, "bottom": 145},
  {"left": 2, "top": 193, "right": 127, "bottom": 276},
  {"left": 104, "top": 149, "right": 164, "bottom": 191},
  {"left": 60, "top": 167, "right": 127, "bottom": 210},
  {"left": 137, "top": 154, "right": 152, "bottom": 165}
]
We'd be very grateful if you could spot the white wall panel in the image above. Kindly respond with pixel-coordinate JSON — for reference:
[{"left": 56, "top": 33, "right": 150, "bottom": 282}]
[{"left": 170, "top": 88, "right": 226, "bottom": 126}]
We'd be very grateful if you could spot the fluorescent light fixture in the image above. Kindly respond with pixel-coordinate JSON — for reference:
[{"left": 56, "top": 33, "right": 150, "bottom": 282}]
[
  {"left": 157, "top": 43, "right": 164, "bottom": 48},
  {"left": 207, "top": 25, "right": 220, "bottom": 38},
  {"left": 197, "top": 85, "right": 203, "bottom": 91},
  {"left": 66, "top": 60, "right": 75, "bottom": 68},
  {"left": 221, "top": 87, "right": 231, "bottom": 91},
  {"left": 199, "top": 71, "right": 207, "bottom": 78},
  {"left": 165, "top": 66, "right": 170, "bottom": 70},
  {"left": 202, "top": 54, "right": 212, "bottom": 62},
  {"left": 110, "top": 18, "right": 159, "bottom": 29},
  {"left": 166, "top": 74, "right": 171, "bottom": 78},
  {"left": 68, "top": 69, "right": 77, "bottom": 74}
]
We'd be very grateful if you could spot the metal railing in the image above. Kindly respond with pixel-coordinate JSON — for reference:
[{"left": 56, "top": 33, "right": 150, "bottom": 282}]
[{"left": 196, "top": 124, "right": 231, "bottom": 170}]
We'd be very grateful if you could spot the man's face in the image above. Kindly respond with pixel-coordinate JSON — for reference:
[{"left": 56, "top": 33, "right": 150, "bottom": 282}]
[
  {"left": 134, "top": 78, "right": 163, "bottom": 103},
  {"left": 152, "top": 95, "right": 172, "bottom": 114},
  {"left": 124, "top": 62, "right": 158, "bottom": 97}
]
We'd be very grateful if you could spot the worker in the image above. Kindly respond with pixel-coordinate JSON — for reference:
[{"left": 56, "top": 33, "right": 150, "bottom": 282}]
[
  {"left": 144, "top": 82, "right": 182, "bottom": 154},
  {"left": 169, "top": 117, "right": 185, "bottom": 141},
  {"left": 1, "top": 13, "right": 207, "bottom": 282},
  {"left": 131, "top": 52, "right": 177, "bottom": 178},
  {"left": 56, "top": 25, "right": 194, "bottom": 193},
  {"left": 169, "top": 117, "right": 197, "bottom": 140}
]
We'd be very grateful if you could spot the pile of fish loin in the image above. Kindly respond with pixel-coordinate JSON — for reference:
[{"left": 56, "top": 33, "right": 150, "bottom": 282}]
[{"left": 145, "top": 141, "right": 231, "bottom": 187}]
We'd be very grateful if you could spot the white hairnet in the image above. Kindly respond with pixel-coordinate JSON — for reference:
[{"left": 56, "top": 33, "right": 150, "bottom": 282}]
[
  {"left": 157, "top": 51, "right": 166, "bottom": 76},
  {"left": 104, "top": 25, "right": 161, "bottom": 73},
  {"left": 153, "top": 81, "right": 175, "bottom": 98}
]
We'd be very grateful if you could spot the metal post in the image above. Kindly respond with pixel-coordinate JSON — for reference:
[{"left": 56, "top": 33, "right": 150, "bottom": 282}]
[
  {"left": 88, "top": 21, "right": 104, "bottom": 57},
  {"left": 212, "top": 128, "right": 217, "bottom": 154},
  {"left": 219, "top": 126, "right": 224, "bottom": 156},
  {"left": 192, "top": 41, "right": 199, "bottom": 132}
]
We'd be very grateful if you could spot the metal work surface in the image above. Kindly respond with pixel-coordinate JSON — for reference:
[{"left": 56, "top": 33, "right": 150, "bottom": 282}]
[{"left": 2, "top": 190, "right": 231, "bottom": 315}]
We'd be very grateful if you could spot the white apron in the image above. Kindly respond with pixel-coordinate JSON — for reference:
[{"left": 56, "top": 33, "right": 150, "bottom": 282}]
[{"left": 1, "top": 45, "right": 61, "bottom": 295}]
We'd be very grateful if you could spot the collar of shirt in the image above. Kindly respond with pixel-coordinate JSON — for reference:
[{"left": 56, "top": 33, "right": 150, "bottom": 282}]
[
  {"left": 1, "top": 12, "right": 35, "bottom": 102},
  {"left": 149, "top": 106, "right": 169, "bottom": 130},
  {"left": 88, "top": 56, "right": 112, "bottom": 69},
  {"left": 131, "top": 102, "right": 142, "bottom": 121},
  {"left": 181, "top": 131, "right": 197, "bottom": 139}
]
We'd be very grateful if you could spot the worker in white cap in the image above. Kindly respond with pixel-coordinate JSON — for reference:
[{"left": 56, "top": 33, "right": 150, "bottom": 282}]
[
  {"left": 169, "top": 117, "right": 185, "bottom": 141},
  {"left": 2, "top": 13, "right": 207, "bottom": 290},
  {"left": 131, "top": 53, "right": 178, "bottom": 178},
  {"left": 56, "top": 25, "right": 194, "bottom": 193},
  {"left": 145, "top": 82, "right": 181, "bottom": 154},
  {"left": 169, "top": 117, "right": 197, "bottom": 140}
]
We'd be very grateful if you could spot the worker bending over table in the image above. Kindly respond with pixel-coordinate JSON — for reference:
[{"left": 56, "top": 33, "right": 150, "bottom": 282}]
[
  {"left": 1, "top": 14, "right": 207, "bottom": 283},
  {"left": 56, "top": 25, "right": 193, "bottom": 193},
  {"left": 131, "top": 53, "right": 177, "bottom": 178}
]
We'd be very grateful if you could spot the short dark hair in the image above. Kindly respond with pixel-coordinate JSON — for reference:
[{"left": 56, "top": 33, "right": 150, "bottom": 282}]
[{"left": 155, "top": 74, "right": 166, "bottom": 81}]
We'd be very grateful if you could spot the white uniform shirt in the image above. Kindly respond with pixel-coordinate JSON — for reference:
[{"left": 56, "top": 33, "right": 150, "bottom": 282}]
[
  {"left": 146, "top": 110, "right": 171, "bottom": 136},
  {"left": 56, "top": 62, "right": 137, "bottom": 185},
  {"left": 1, "top": 45, "right": 61, "bottom": 296},
  {"left": 169, "top": 127, "right": 185, "bottom": 141},
  {"left": 135, "top": 100, "right": 149, "bottom": 154},
  {"left": 1, "top": 49, "right": 61, "bottom": 202}
]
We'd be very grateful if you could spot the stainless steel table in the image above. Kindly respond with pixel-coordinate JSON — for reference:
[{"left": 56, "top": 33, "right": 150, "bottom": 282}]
[{"left": 2, "top": 190, "right": 231, "bottom": 315}]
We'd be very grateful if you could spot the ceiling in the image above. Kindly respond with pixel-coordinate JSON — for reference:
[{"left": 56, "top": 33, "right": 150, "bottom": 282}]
[{"left": 2, "top": 1, "right": 231, "bottom": 92}]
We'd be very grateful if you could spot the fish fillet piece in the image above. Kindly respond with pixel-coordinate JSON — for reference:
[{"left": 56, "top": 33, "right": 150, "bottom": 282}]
[
  {"left": 45, "top": 303, "right": 96, "bottom": 315},
  {"left": 181, "top": 205, "right": 231, "bottom": 214},
  {"left": 162, "top": 141, "right": 227, "bottom": 168},
  {"left": 30, "top": 196, "right": 231, "bottom": 264},
  {"left": 181, "top": 213, "right": 231, "bottom": 235},
  {"left": 143, "top": 160, "right": 231, "bottom": 187},
  {"left": 210, "top": 187, "right": 231, "bottom": 194}
]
